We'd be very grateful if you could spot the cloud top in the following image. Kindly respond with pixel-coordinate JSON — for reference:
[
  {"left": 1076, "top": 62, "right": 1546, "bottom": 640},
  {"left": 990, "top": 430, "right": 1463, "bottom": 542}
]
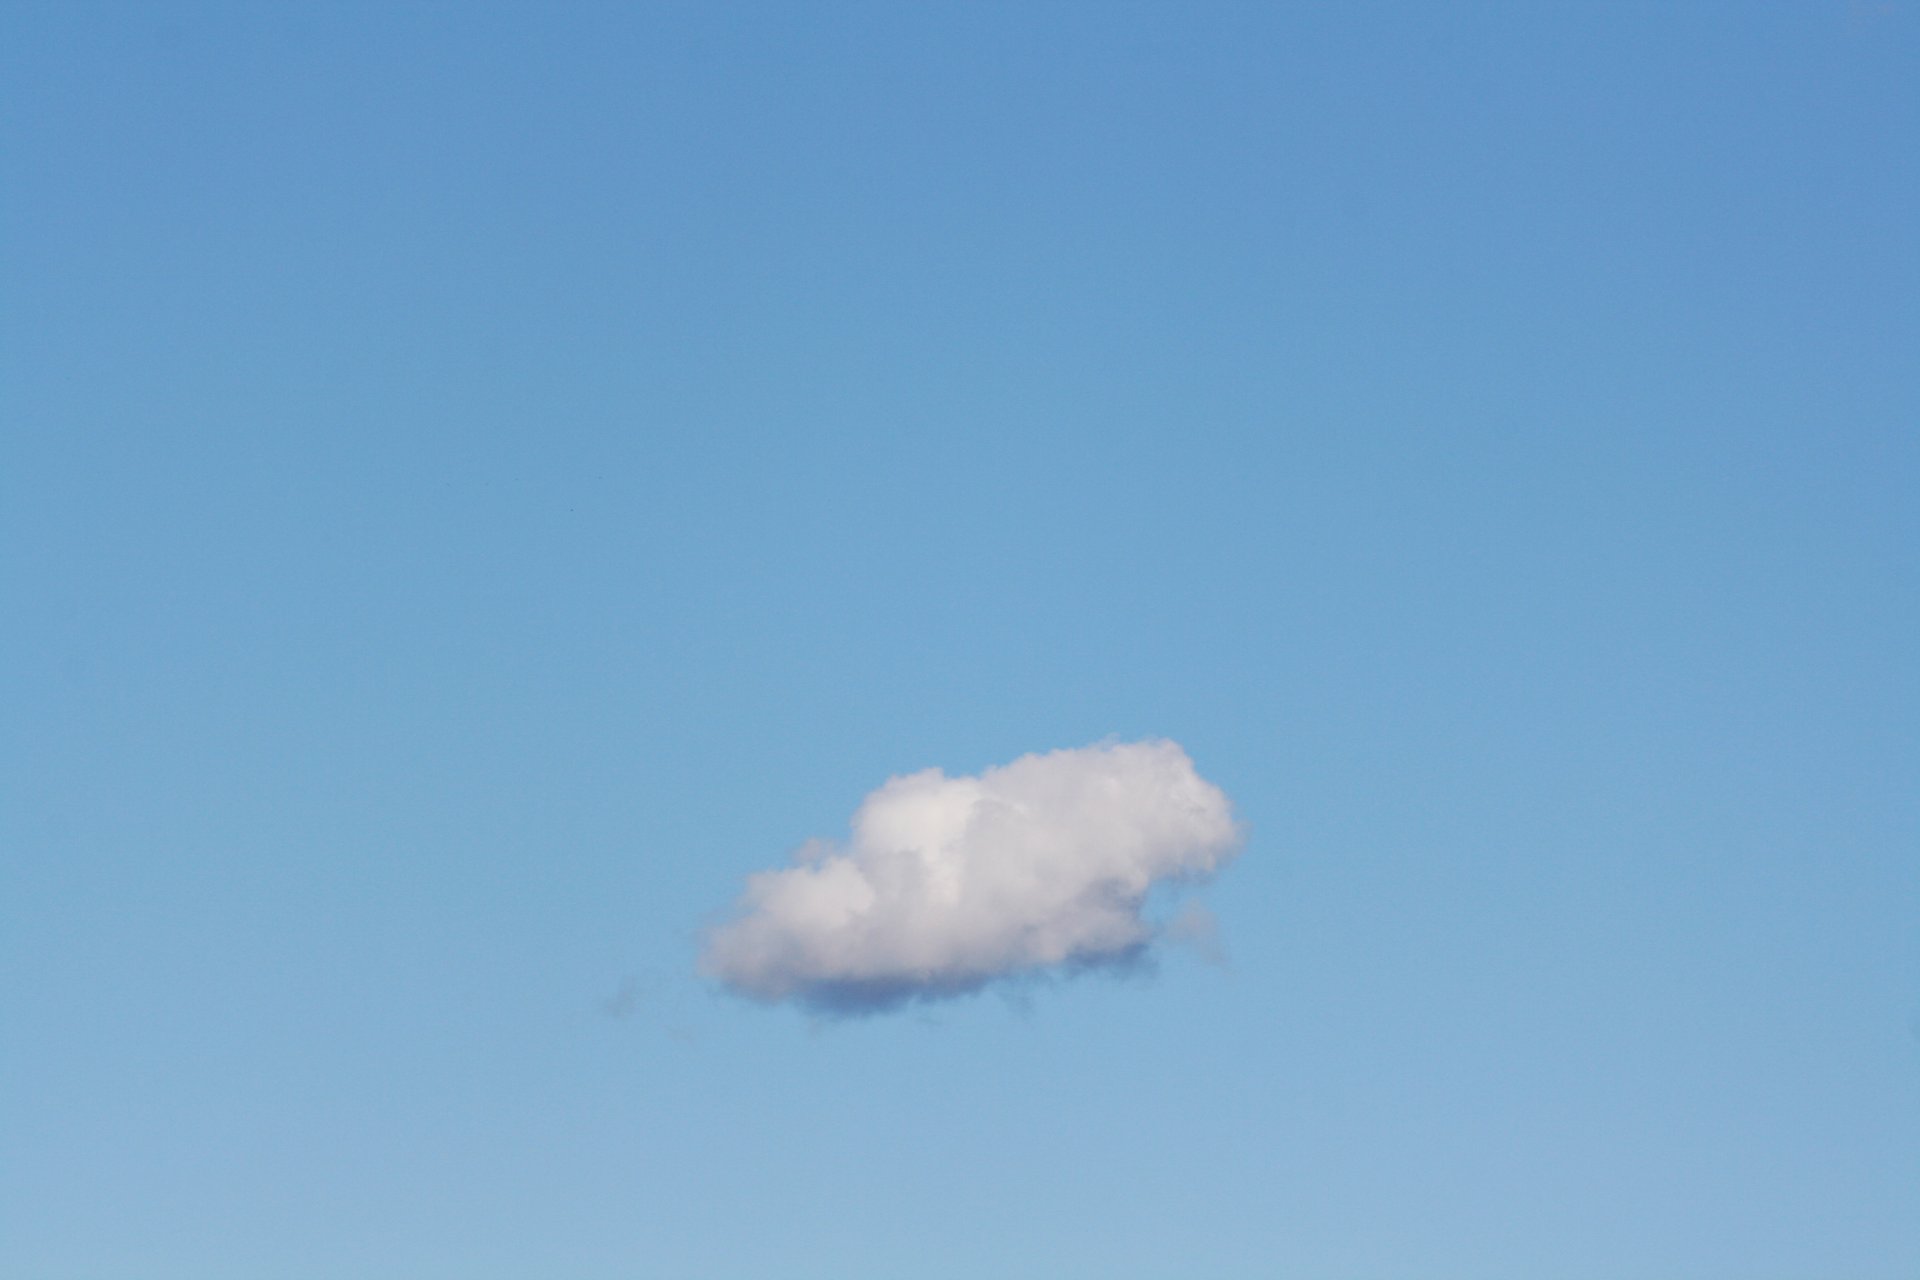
[{"left": 701, "top": 739, "right": 1242, "bottom": 1013}]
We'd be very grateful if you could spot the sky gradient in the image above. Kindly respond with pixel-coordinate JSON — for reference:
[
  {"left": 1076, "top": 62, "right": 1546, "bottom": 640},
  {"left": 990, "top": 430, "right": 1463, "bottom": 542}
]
[{"left": 5, "top": 4, "right": 1918, "bottom": 1277}]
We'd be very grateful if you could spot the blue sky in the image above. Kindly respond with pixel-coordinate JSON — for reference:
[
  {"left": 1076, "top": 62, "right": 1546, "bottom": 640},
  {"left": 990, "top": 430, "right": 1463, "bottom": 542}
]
[{"left": 4, "top": 3, "right": 1916, "bottom": 1276}]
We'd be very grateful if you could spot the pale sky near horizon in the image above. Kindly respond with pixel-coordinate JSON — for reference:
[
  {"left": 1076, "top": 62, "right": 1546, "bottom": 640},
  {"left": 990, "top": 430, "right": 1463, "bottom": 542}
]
[{"left": 5, "top": 4, "right": 1918, "bottom": 1277}]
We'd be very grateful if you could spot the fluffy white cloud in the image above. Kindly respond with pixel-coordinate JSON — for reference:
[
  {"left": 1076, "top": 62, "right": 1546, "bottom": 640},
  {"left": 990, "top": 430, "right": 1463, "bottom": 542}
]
[{"left": 701, "top": 739, "right": 1242, "bottom": 1012}]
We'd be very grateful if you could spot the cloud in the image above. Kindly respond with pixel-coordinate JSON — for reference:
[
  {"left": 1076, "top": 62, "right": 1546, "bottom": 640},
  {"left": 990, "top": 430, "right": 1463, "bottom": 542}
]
[
  {"left": 700, "top": 739, "right": 1242, "bottom": 1014},
  {"left": 598, "top": 976, "right": 645, "bottom": 1019}
]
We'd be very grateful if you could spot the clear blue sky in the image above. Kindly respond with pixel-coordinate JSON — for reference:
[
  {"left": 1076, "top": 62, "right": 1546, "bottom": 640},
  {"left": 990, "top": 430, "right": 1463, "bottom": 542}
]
[{"left": 4, "top": 3, "right": 1916, "bottom": 1277}]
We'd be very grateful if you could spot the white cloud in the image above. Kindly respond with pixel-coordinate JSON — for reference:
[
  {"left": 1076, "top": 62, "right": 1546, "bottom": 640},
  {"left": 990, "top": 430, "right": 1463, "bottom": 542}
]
[{"left": 700, "top": 739, "right": 1242, "bottom": 1013}]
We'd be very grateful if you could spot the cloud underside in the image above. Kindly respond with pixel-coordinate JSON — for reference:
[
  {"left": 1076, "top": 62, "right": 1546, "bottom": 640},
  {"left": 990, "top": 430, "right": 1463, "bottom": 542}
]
[{"left": 700, "top": 739, "right": 1241, "bottom": 1014}]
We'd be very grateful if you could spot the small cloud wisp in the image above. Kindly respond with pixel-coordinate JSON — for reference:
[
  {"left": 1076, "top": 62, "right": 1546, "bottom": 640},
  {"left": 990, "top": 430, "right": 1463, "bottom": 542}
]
[{"left": 701, "top": 739, "right": 1242, "bottom": 1014}]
